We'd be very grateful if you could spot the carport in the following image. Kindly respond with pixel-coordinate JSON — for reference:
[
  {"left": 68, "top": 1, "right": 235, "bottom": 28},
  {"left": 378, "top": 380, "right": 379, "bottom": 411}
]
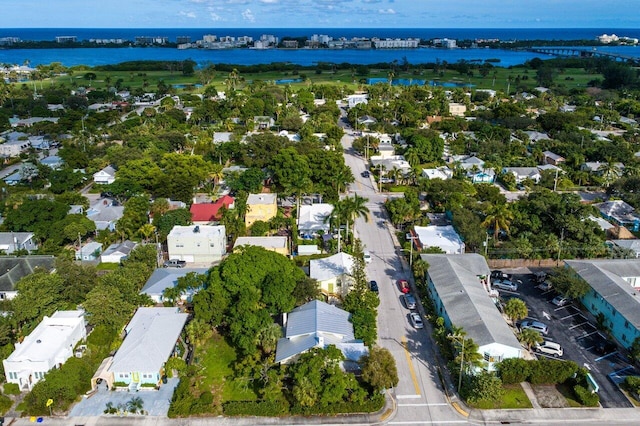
[{"left": 91, "top": 356, "right": 114, "bottom": 390}]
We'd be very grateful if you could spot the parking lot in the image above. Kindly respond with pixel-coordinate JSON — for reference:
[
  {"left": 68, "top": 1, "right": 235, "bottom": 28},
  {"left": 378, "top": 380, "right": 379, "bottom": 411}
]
[{"left": 495, "top": 268, "right": 635, "bottom": 408}]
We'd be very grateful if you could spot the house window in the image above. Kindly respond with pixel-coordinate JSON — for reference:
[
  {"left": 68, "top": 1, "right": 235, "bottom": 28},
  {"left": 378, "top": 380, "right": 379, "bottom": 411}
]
[
  {"left": 483, "top": 353, "right": 503, "bottom": 363},
  {"left": 625, "top": 320, "right": 630, "bottom": 329},
  {"left": 176, "top": 244, "right": 184, "bottom": 248},
  {"left": 9, "top": 372, "right": 16, "bottom": 379},
  {"left": 623, "top": 334, "right": 628, "bottom": 343}
]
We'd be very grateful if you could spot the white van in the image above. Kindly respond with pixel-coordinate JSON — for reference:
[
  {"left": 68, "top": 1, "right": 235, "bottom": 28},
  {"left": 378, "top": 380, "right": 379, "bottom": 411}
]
[
  {"left": 535, "top": 341, "right": 563, "bottom": 357},
  {"left": 363, "top": 251, "right": 372, "bottom": 263}
]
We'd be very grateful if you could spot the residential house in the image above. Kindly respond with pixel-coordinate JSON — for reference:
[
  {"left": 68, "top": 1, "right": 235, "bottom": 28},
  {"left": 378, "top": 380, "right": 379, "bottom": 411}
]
[
  {"left": 167, "top": 225, "right": 226, "bottom": 263},
  {"left": 609, "top": 240, "right": 640, "bottom": 258},
  {"left": 75, "top": 241, "right": 103, "bottom": 261},
  {"left": 190, "top": 195, "right": 235, "bottom": 225},
  {"left": 101, "top": 240, "right": 138, "bottom": 263},
  {"left": 582, "top": 161, "right": 624, "bottom": 175},
  {"left": 0, "top": 256, "right": 56, "bottom": 300},
  {"left": 92, "top": 307, "right": 188, "bottom": 391},
  {"left": 450, "top": 155, "right": 495, "bottom": 184},
  {"left": 140, "top": 268, "right": 209, "bottom": 303},
  {"left": 245, "top": 193, "right": 277, "bottom": 228},
  {"left": 412, "top": 225, "right": 465, "bottom": 254},
  {"left": 9, "top": 117, "right": 59, "bottom": 128},
  {"left": 93, "top": 165, "right": 116, "bottom": 185},
  {"left": 253, "top": 116, "right": 275, "bottom": 130},
  {"left": 0, "top": 139, "right": 30, "bottom": 157},
  {"left": 565, "top": 259, "right": 640, "bottom": 350},
  {"left": 39, "top": 155, "right": 64, "bottom": 170},
  {"left": 86, "top": 198, "right": 124, "bottom": 231},
  {"left": 298, "top": 203, "right": 334, "bottom": 237},
  {"left": 212, "top": 132, "right": 234, "bottom": 144},
  {"left": 542, "top": 151, "right": 565, "bottom": 166},
  {"left": 502, "top": 167, "right": 542, "bottom": 184},
  {"left": 524, "top": 131, "right": 551, "bottom": 143},
  {"left": 0, "top": 232, "right": 38, "bottom": 254},
  {"left": 370, "top": 155, "right": 412, "bottom": 178},
  {"left": 377, "top": 143, "right": 395, "bottom": 159},
  {"left": 309, "top": 252, "right": 355, "bottom": 298},
  {"left": 233, "top": 236, "right": 289, "bottom": 256},
  {"left": 421, "top": 167, "right": 453, "bottom": 180},
  {"left": 596, "top": 200, "right": 640, "bottom": 231},
  {"left": 356, "top": 115, "right": 377, "bottom": 127},
  {"left": 421, "top": 254, "right": 522, "bottom": 371},
  {"left": 346, "top": 94, "right": 368, "bottom": 109},
  {"left": 3, "top": 310, "right": 86, "bottom": 390},
  {"left": 275, "top": 300, "right": 367, "bottom": 367},
  {"left": 448, "top": 102, "right": 467, "bottom": 117}
]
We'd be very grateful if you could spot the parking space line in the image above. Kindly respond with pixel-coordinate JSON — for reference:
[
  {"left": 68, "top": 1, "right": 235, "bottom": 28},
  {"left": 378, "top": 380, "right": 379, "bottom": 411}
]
[
  {"left": 569, "top": 321, "right": 589, "bottom": 330},
  {"left": 595, "top": 352, "right": 618, "bottom": 362},
  {"left": 560, "top": 312, "right": 580, "bottom": 320},
  {"left": 581, "top": 330, "right": 599, "bottom": 339}
]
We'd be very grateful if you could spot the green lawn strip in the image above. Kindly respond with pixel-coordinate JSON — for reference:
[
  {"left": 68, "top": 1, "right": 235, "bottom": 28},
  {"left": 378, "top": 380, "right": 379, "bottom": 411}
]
[
  {"left": 198, "top": 333, "right": 256, "bottom": 401},
  {"left": 469, "top": 384, "right": 533, "bottom": 409}
]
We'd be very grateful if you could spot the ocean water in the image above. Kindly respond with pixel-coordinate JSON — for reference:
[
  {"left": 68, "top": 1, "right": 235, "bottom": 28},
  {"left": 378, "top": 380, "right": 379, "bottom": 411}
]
[{"left": 1, "top": 28, "right": 639, "bottom": 68}]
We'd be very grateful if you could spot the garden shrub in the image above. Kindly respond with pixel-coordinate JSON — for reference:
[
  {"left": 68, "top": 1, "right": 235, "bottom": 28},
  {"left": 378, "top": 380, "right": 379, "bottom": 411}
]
[
  {"left": 528, "top": 358, "right": 578, "bottom": 385},
  {"left": 3, "top": 383, "right": 20, "bottom": 395},
  {"left": 0, "top": 393, "right": 12, "bottom": 415},
  {"left": 289, "top": 393, "right": 384, "bottom": 415},
  {"left": 624, "top": 376, "right": 640, "bottom": 395},
  {"left": 573, "top": 385, "right": 599, "bottom": 407},
  {"left": 497, "top": 358, "right": 531, "bottom": 384},
  {"left": 223, "top": 400, "right": 290, "bottom": 416}
]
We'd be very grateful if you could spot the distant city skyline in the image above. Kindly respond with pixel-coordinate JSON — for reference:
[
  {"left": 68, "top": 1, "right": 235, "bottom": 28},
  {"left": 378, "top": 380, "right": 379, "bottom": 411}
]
[{"left": 3, "top": 0, "right": 639, "bottom": 29}]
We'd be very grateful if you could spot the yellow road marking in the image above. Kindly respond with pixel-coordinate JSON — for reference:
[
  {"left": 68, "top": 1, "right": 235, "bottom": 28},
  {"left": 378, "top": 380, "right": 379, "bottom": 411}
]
[{"left": 401, "top": 336, "right": 422, "bottom": 396}]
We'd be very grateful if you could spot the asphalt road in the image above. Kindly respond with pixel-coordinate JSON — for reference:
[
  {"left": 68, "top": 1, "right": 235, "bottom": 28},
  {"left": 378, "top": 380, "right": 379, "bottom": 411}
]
[{"left": 339, "top": 114, "right": 467, "bottom": 425}]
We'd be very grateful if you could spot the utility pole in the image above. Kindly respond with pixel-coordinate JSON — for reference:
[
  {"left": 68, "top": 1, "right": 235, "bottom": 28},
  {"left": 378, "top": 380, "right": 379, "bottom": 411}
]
[
  {"left": 78, "top": 232, "right": 82, "bottom": 263},
  {"left": 557, "top": 228, "right": 565, "bottom": 265}
]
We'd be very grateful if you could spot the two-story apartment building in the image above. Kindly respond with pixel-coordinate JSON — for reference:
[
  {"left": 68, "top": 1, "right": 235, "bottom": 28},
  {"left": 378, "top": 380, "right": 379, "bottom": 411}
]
[
  {"left": 245, "top": 193, "right": 277, "bottom": 228},
  {"left": 167, "top": 225, "right": 226, "bottom": 263},
  {"left": 566, "top": 259, "right": 640, "bottom": 349}
]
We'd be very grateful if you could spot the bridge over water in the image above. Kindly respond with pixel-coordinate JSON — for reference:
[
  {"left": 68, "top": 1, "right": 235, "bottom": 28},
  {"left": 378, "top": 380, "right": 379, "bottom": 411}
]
[{"left": 526, "top": 47, "right": 640, "bottom": 64}]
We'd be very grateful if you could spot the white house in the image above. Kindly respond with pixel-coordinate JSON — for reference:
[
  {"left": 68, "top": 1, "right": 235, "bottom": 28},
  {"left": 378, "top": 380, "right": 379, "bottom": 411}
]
[
  {"left": 421, "top": 254, "right": 522, "bottom": 371},
  {"left": 167, "top": 225, "right": 226, "bottom": 263},
  {"left": 75, "top": 241, "right": 103, "bottom": 261},
  {"left": 0, "top": 139, "right": 30, "bottom": 157},
  {"left": 298, "top": 203, "right": 334, "bottom": 237},
  {"left": 92, "top": 307, "right": 188, "bottom": 391},
  {"left": 275, "top": 300, "right": 367, "bottom": 367},
  {"left": 0, "top": 232, "right": 38, "bottom": 254},
  {"left": 412, "top": 225, "right": 465, "bottom": 254},
  {"left": 309, "top": 252, "right": 355, "bottom": 298},
  {"left": 86, "top": 198, "right": 124, "bottom": 231},
  {"left": 140, "top": 268, "right": 209, "bottom": 303},
  {"left": 422, "top": 167, "right": 453, "bottom": 180},
  {"left": 347, "top": 94, "right": 368, "bottom": 109},
  {"left": 100, "top": 240, "right": 138, "bottom": 264},
  {"left": 93, "top": 165, "right": 116, "bottom": 185},
  {"left": 502, "top": 167, "right": 542, "bottom": 184},
  {"left": 3, "top": 310, "right": 86, "bottom": 390}
]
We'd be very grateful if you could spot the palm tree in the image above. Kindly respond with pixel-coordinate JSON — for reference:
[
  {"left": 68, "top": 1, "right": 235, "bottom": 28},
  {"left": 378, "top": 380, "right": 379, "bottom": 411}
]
[
  {"left": 138, "top": 224, "right": 156, "bottom": 243},
  {"left": 342, "top": 195, "right": 370, "bottom": 242},
  {"left": 598, "top": 158, "right": 622, "bottom": 187},
  {"left": 503, "top": 298, "right": 528, "bottom": 324},
  {"left": 481, "top": 203, "right": 514, "bottom": 240},
  {"left": 519, "top": 328, "right": 543, "bottom": 351}
]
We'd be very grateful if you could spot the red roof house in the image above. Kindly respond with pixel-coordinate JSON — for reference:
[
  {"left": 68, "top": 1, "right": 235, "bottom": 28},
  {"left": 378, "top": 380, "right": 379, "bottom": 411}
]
[{"left": 190, "top": 195, "right": 235, "bottom": 224}]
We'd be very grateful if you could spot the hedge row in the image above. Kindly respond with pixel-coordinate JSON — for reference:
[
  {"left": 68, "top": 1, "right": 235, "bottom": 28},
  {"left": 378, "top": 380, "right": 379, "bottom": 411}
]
[
  {"left": 573, "top": 385, "right": 599, "bottom": 407},
  {"left": 497, "top": 358, "right": 579, "bottom": 385},
  {"left": 222, "top": 400, "right": 290, "bottom": 416},
  {"left": 290, "top": 393, "right": 385, "bottom": 416}
]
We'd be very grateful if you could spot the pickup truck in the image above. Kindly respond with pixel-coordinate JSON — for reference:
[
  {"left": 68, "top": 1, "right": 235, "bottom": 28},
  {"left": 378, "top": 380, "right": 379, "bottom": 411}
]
[{"left": 163, "top": 259, "right": 186, "bottom": 268}]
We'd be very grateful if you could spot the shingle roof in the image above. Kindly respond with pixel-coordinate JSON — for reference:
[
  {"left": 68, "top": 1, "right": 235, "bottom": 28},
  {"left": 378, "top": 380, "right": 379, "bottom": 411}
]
[
  {"left": 566, "top": 259, "right": 640, "bottom": 329},
  {"left": 0, "top": 256, "right": 56, "bottom": 293},
  {"left": 108, "top": 307, "right": 188, "bottom": 374},
  {"left": 421, "top": 254, "right": 521, "bottom": 349}
]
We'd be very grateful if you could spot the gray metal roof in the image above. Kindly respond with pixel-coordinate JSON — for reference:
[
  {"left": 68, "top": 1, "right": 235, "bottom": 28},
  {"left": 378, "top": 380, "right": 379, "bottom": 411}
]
[
  {"left": 309, "top": 252, "right": 355, "bottom": 282},
  {"left": 108, "top": 307, "right": 188, "bottom": 375},
  {"left": 140, "top": 268, "right": 209, "bottom": 298},
  {"left": 275, "top": 300, "right": 360, "bottom": 363},
  {"left": 421, "top": 254, "right": 522, "bottom": 349},
  {"left": 566, "top": 259, "right": 640, "bottom": 328}
]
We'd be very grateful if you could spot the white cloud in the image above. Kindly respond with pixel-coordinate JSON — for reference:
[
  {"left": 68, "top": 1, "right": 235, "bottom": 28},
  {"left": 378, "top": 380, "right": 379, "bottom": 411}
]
[
  {"left": 179, "top": 10, "right": 197, "bottom": 18},
  {"left": 210, "top": 12, "right": 222, "bottom": 21},
  {"left": 260, "top": 0, "right": 279, "bottom": 3},
  {"left": 242, "top": 8, "right": 255, "bottom": 22},
  {"left": 378, "top": 8, "right": 395, "bottom": 14}
]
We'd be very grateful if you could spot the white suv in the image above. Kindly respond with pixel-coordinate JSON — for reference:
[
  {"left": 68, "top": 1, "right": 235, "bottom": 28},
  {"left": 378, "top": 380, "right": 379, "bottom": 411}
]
[{"left": 535, "top": 341, "right": 563, "bottom": 357}]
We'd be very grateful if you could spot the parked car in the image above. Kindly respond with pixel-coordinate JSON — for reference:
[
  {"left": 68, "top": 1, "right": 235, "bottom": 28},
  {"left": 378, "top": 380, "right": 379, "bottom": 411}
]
[
  {"left": 363, "top": 251, "right": 372, "bottom": 263},
  {"left": 538, "top": 281, "right": 553, "bottom": 291},
  {"left": 369, "top": 280, "right": 379, "bottom": 293},
  {"left": 535, "top": 341, "right": 563, "bottom": 357},
  {"left": 492, "top": 279, "right": 518, "bottom": 292},
  {"left": 595, "top": 341, "right": 617, "bottom": 355},
  {"left": 533, "top": 271, "right": 548, "bottom": 283},
  {"left": 398, "top": 279, "right": 410, "bottom": 294},
  {"left": 551, "top": 295, "right": 570, "bottom": 307},
  {"left": 409, "top": 312, "right": 424, "bottom": 329},
  {"left": 520, "top": 320, "right": 548, "bottom": 335},
  {"left": 491, "top": 270, "right": 512, "bottom": 281},
  {"left": 361, "top": 170, "right": 370, "bottom": 178},
  {"left": 163, "top": 259, "right": 186, "bottom": 268},
  {"left": 403, "top": 293, "right": 417, "bottom": 310}
]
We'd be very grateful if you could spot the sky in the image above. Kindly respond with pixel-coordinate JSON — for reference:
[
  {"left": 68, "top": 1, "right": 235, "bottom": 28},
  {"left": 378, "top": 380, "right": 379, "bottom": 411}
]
[{"left": 2, "top": 0, "right": 638, "bottom": 29}]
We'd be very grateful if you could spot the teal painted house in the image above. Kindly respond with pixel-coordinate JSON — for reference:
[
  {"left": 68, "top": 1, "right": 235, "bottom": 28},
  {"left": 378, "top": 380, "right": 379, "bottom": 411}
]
[{"left": 566, "top": 259, "right": 640, "bottom": 349}]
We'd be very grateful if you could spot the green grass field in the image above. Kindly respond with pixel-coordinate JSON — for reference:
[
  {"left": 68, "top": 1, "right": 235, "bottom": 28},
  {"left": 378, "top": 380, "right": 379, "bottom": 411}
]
[
  {"left": 34, "top": 63, "right": 601, "bottom": 94},
  {"left": 469, "top": 384, "right": 533, "bottom": 409}
]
